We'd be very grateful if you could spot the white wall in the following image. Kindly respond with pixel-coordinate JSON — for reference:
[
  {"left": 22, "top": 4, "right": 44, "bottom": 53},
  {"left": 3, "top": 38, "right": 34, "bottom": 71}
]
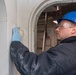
[
  {"left": 5, "top": 0, "right": 18, "bottom": 75},
  {"left": 16, "top": 0, "right": 45, "bottom": 49},
  {"left": 0, "top": 0, "right": 8, "bottom": 75},
  {"left": 3, "top": 0, "right": 17, "bottom": 75}
]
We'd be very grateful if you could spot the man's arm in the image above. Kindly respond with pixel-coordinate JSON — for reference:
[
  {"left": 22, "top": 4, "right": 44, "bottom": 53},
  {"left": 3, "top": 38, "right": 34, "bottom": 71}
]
[
  {"left": 10, "top": 41, "right": 59, "bottom": 75},
  {"left": 10, "top": 26, "right": 69, "bottom": 75}
]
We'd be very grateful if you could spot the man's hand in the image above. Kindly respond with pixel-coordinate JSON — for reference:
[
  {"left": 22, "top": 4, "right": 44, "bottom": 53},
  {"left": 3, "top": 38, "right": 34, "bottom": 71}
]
[{"left": 11, "top": 26, "right": 21, "bottom": 41}]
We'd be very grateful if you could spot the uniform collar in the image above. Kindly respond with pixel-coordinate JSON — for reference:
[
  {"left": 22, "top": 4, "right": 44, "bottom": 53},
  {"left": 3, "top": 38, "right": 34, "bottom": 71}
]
[{"left": 61, "top": 36, "right": 76, "bottom": 43}]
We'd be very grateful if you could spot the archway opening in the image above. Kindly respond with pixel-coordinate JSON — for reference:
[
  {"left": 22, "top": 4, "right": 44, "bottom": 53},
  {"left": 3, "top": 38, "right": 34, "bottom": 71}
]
[{"left": 36, "top": 2, "right": 76, "bottom": 54}]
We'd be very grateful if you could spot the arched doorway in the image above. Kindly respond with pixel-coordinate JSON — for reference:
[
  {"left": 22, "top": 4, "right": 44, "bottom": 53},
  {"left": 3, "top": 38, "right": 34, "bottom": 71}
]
[
  {"left": 28, "top": 0, "right": 76, "bottom": 53},
  {"left": 36, "top": 2, "right": 76, "bottom": 54}
]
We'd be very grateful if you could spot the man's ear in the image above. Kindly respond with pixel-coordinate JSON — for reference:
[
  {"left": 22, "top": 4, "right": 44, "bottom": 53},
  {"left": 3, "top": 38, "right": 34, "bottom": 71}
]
[{"left": 71, "top": 27, "right": 76, "bottom": 34}]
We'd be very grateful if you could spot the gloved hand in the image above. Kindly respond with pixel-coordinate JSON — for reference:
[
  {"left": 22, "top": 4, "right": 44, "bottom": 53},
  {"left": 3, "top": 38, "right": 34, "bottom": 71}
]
[{"left": 11, "top": 26, "right": 21, "bottom": 41}]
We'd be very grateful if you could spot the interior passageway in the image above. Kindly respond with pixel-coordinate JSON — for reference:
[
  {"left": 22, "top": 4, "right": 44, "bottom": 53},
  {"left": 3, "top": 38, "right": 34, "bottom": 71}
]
[{"left": 36, "top": 3, "right": 76, "bottom": 54}]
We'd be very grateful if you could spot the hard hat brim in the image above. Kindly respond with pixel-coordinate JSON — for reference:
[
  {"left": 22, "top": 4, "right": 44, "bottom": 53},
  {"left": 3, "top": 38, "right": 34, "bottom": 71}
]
[{"left": 57, "top": 18, "right": 76, "bottom": 24}]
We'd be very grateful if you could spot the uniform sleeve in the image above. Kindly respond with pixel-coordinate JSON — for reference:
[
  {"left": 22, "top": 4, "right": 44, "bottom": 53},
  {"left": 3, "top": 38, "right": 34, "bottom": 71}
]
[{"left": 10, "top": 41, "right": 69, "bottom": 75}]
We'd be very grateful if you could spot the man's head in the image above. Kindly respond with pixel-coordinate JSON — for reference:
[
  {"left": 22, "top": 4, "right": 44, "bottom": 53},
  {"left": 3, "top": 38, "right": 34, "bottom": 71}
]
[{"left": 56, "top": 11, "right": 76, "bottom": 41}]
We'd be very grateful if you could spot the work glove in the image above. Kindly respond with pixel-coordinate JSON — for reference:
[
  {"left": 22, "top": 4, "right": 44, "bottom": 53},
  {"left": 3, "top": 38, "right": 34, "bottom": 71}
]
[{"left": 11, "top": 26, "right": 21, "bottom": 41}]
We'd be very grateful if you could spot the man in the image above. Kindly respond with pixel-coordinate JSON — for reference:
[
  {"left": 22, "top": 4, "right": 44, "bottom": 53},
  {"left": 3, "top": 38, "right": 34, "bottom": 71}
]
[{"left": 10, "top": 11, "right": 76, "bottom": 75}]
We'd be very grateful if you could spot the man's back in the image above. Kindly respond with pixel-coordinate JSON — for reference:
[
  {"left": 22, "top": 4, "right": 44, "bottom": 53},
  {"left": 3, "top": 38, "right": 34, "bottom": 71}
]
[{"left": 10, "top": 36, "right": 76, "bottom": 75}]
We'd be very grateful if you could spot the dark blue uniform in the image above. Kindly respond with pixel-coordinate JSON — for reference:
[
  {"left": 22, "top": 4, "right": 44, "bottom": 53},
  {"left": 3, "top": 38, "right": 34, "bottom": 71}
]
[{"left": 10, "top": 36, "right": 76, "bottom": 75}]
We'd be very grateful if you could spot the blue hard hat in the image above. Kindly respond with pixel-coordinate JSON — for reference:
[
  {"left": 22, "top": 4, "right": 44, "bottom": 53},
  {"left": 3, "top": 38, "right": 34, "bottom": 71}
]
[{"left": 57, "top": 11, "right": 76, "bottom": 24}]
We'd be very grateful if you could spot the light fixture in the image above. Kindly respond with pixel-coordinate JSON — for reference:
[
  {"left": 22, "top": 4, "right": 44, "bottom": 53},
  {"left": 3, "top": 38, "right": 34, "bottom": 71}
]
[
  {"left": 53, "top": 20, "right": 58, "bottom": 24},
  {"left": 57, "top": 6, "right": 59, "bottom": 11}
]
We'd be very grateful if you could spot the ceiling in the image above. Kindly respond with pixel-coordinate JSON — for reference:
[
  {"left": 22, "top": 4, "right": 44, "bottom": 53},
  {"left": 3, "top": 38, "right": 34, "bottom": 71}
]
[{"left": 40, "top": 3, "right": 76, "bottom": 19}]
